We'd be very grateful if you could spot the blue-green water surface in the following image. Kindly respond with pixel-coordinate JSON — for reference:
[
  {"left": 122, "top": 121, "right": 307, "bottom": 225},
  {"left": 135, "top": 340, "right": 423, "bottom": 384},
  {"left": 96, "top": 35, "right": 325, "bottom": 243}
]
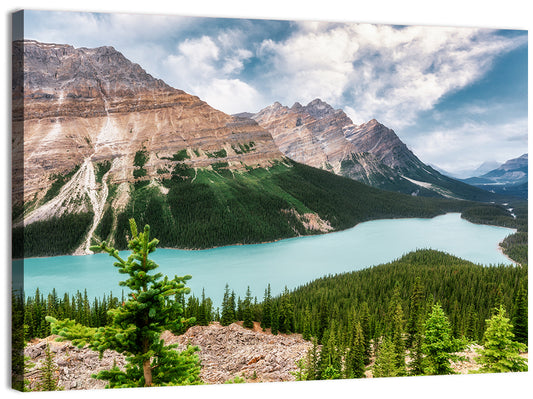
[{"left": 23, "top": 213, "right": 515, "bottom": 305}]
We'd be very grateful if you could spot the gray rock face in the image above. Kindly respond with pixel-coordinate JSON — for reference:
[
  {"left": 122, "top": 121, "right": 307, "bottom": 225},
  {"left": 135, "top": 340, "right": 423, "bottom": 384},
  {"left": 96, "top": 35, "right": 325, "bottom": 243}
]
[
  {"left": 252, "top": 99, "right": 424, "bottom": 188},
  {"left": 343, "top": 118, "right": 421, "bottom": 170},
  {"left": 252, "top": 99, "right": 495, "bottom": 200},
  {"left": 252, "top": 99, "right": 359, "bottom": 174}
]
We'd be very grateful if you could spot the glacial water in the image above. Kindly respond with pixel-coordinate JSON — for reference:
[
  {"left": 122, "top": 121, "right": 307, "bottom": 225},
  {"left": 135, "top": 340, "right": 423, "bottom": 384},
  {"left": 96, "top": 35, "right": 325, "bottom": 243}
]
[{"left": 22, "top": 213, "right": 516, "bottom": 305}]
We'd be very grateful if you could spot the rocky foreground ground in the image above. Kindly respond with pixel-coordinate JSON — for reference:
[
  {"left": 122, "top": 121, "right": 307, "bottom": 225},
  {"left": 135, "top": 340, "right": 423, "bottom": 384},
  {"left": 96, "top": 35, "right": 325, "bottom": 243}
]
[
  {"left": 24, "top": 322, "right": 312, "bottom": 390},
  {"left": 24, "top": 322, "right": 527, "bottom": 391}
]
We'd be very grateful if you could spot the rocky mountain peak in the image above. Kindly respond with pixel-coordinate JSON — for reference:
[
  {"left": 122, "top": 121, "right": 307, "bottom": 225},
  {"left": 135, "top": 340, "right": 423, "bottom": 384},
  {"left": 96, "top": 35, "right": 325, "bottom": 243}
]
[
  {"left": 290, "top": 101, "right": 303, "bottom": 111},
  {"left": 500, "top": 153, "right": 528, "bottom": 171},
  {"left": 302, "top": 98, "right": 336, "bottom": 119}
]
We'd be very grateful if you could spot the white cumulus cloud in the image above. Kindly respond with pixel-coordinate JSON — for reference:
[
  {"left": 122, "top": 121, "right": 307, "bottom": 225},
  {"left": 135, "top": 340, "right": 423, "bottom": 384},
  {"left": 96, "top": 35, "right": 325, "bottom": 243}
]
[{"left": 257, "top": 24, "right": 526, "bottom": 129}]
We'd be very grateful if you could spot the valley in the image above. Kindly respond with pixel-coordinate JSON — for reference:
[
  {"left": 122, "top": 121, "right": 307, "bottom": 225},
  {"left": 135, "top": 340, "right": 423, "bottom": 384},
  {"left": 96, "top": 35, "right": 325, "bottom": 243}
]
[
  {"left": 11, "top": 12, "right": 529, "bottom": 393},
  {"left": 13, "top": 40, "right": 526, "bottom": 258}
]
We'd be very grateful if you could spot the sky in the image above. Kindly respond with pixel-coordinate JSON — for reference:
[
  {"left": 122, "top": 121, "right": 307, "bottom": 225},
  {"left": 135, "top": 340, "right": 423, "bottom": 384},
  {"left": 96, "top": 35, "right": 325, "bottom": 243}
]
[{"left": 22, "top": 10, "right": 528, "bottom": 176}]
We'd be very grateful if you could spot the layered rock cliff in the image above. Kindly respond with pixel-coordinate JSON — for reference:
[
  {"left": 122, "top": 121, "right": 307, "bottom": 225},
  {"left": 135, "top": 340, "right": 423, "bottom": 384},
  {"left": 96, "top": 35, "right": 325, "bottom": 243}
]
[{"left": 14, "top": 40, "right": 284, "bottom": 207}]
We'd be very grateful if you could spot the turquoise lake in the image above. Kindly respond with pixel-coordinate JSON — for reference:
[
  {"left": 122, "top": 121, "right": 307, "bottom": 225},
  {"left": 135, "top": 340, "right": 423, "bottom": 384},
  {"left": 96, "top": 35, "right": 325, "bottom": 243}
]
[{"left": 22, "top": 213, "right": 515, "bottom": 305}]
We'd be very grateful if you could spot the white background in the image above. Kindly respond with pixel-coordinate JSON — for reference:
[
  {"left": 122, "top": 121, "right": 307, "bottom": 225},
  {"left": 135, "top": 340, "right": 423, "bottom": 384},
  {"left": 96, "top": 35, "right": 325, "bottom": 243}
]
[{"left": 2, "top": 1, "right": 531, "bottom": 398}]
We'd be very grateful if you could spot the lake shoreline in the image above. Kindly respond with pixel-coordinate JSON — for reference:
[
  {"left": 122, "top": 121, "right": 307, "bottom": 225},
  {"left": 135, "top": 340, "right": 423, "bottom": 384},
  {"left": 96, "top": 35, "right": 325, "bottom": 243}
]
[
  {"left": 17, "top": 211, "right": 518, "bottom": 263},
  {"left": 22, "top": 213, "right": 517, "bottom": 304},
  {"left": 17, "top": 211, "right": 461, "bottom": 259}
]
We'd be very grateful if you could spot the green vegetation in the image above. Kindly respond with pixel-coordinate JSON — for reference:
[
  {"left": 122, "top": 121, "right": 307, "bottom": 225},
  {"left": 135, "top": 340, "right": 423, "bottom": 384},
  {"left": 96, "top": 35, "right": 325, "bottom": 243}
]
[
  {"left": 42, "top": 165, "right": 80, "bottom": 203},
  {"left": 232, "top": 142, "right": 256, "bottom": 154},
  {"left": 24, "top": 288, "right": 121, "bottom": 340},
  {"left": 162, "top": 149, "right": 190, "bottom": 161},
  {"left": 501, "top": 232, "right": 528, "bottom": 264},
  {"left": 205, "top": 148, "right": 227, "bottom": 158},
  {"left": 422, "top": 303, "right": 463, "bottom": 375},
  {"left": 94, "top": 160, "right": 112, "bottom": 184},
  {"left": 133, "top": 148, "right": 149, "bottom": 179},
  {"left": 281, "top": 249, "right": 527, "bottom": 343},
  {"left": 94, "top": 207, "right": 114, "bottom": 242},
  {"left": 286, "top": 250, "right": 527, "bottom": 379},
  {"left": 473, "top": 306, "right": 528, "bottom": 373},
  {"left": 46, "top": 220, "right": 202, "bottom": 388},
  {"left": 12, "top": 212, "right": 94, "bottom": 258}
]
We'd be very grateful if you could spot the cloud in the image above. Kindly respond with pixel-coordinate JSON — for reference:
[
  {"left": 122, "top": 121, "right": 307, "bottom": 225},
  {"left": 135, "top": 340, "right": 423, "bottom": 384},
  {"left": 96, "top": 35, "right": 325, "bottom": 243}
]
[
  {"left": 412, "top": 117, "right": 528, "bottom": 173},
  {"left": 23, "top": 11, "right": 527, "bottom": 168},
  {"left": 195, "top": 79, "right": 263, "bottom": 114},
  {"left": 257, "top": 24, "right": 526, "bottom": 128},
  {"left": 163, "top": 33, "right": 263, "bottom": 113},
  {"left": 25, "top": 11, "right": 187, "bottom": 48}
]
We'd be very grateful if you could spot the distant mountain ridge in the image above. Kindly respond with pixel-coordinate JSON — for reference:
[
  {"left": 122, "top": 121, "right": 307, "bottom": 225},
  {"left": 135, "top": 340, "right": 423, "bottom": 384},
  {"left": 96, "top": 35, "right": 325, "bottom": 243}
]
[
  {"left": 461, "top": 154, "right": 528, "bottom": 199},
  {"left": 250, "top": 99, "right": 499, "bottom": 201}
]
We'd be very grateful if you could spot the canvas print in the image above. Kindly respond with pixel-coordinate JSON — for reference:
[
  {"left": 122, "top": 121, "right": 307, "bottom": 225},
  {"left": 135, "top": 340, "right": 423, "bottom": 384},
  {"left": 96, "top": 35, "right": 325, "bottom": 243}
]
[{"left": 11, "top": 9, "right": 528, "bottom": 392}]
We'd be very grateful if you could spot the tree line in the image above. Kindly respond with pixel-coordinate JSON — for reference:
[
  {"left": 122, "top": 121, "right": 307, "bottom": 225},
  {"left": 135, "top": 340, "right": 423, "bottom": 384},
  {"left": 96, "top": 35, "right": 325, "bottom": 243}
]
[{"left": 21, "top": 249, "right": 527, "bottom": 348}]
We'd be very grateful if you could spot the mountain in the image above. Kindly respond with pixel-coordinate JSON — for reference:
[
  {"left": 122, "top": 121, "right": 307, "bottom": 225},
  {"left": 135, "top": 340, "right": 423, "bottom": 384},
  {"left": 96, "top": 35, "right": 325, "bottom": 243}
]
[
  {"left": 471, "top": 160, "right": 503, "bottom": 178},
  {"left": 430, "top": 161, "right": 503, "bottom": 179},
  {"left": 462, "top": 154, "right": 528, "bottom": 199},
  {"left": 252, "top": 99, "right": 499, "bottom": 201},
  {"left": 13, "top": 40, "right": 283, "bottom": 204},
  {"left": 14, "top": 40, "right": 477, "bottom": 258}
]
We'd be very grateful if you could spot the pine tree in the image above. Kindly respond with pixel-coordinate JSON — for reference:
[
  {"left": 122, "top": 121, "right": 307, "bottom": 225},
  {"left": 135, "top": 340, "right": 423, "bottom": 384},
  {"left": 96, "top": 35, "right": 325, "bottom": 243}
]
[
  {"left": 390, "top": 302, "right": 406, "bottom": 375},
  {"left": 242, "top": 286, "right": 254, "bottom": 329},
  {"left": 302, "top": 308, "right": 312, "bottom": 341},
  {"left": 345, "top": 318, "right": 365, "bottom": 379},
  {"left": 194, "top": 288, "right": 212, "bottom": 326},
  {"left": 36, "top": 343, "right": 62, "bottom": 391},
  {"left": 406, "top": 278, "right": 426, "bottom": 375},
  {"left": 220, "top": 284, "right": 235, "bottom": 326},
  {"left": 423, "top": 303, "right": 461, "bottom": 375},
  {"left": 406, "top": 277, "right": 425, "bottom": 348},
  {"left": 359, "top": 302, "right": 372, "bottom": 364},
  {"left": 408, "top": 329, "right": 425, "bottom": 376},
  {"left": 229, "top": 291, "right": 237, "bottom": 321},
  {"left": 465, "top": 305, "right": 478, "bottom": 341},
  {"left": 47, "top": 219, "right": 202, "bottom": 388},
  {"left": 271, "top": 303, "right": 279, "bottom": 335},
  {"left": 236, "top": 296, "right": 243, "bottom": 321},
  {"left": 317, "top": 295, "right": 328, "bottom": 344},
  {"left": 373, "top": 337, "right": 399, "bottom": 378},
  {"left": 317, "top": 323, "right": 341, "bottom": 379},
  {"left": 512, "top": 282, "right": 528, "bottom": 346},
  {"left": 261, "top": 284, "right": 272, "bottom": 330},
  {"left": 12, "top": 290, "right": 25, "bottom": 391},
  {"left": 278, "top": 287, "right": 294, "bottom": 333},
  {"left": 474, "top": 305, "right": 528, "bottom": 373}
]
